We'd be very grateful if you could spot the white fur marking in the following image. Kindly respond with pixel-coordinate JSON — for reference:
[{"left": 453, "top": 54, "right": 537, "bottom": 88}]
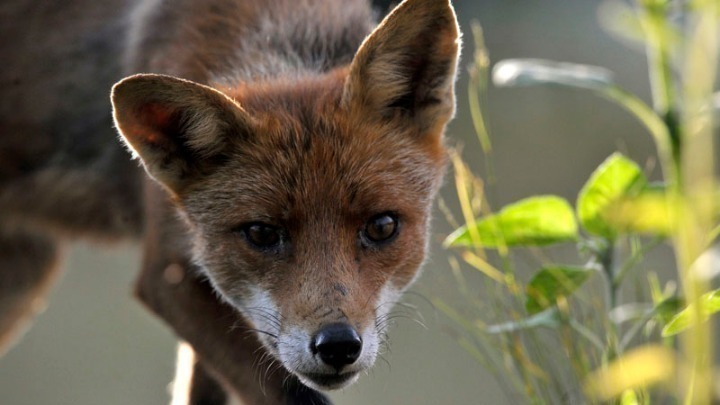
[{"left": 170, "top": 342, "right": 195, "bottom": 405}]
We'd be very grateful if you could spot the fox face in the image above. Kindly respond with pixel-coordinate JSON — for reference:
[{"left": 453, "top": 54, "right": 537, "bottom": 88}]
[{"left": 112, "top": 0, "right": 459, "bottom": 391}]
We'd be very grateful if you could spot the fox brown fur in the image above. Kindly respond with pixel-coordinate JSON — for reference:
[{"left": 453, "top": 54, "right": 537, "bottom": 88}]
[{"left": 0, "top": 0, "right": 460, "bottom": 403}]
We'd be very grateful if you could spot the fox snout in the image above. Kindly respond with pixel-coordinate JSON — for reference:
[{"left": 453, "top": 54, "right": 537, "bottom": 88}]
[
  {"left": 285, "top": 322, "right": 368, "bottom": 390},
  {"left": 278, "top": 322, "right": 376, "bottom": 390},
  {"left": 250, "top": 283, "right": 393, "bottom": 390},
  {"left": 311, "top": 323, "right": 363, "bottom": 370}
]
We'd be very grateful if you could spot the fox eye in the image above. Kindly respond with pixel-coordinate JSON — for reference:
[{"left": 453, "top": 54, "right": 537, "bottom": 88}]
[
  {"left": 240, "top": 223, "right": 283, "bottom": 249},
  {"left": 363, "top": 213, "right": 398, "bottom": 244}
]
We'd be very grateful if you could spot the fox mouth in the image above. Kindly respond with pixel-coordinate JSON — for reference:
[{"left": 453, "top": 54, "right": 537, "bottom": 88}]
[{"left": 299, "top": 371, "right": 360, "bottom": 390}]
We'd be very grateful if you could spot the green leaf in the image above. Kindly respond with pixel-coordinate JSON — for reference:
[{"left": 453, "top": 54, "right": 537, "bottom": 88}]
[
  {"left": 661, "top": 289, "right": 720, "bottom": 336},
  {"left": 618, "top": 296, "right": 684, "bottom": 350},
  {"left": 653, "top": 296, "right": 685, "bottom": 325},
  {"left": 444, "top": 195, "right": 578, "bottom": 248},
  {"left": 577, "top": 153, "right": 647, "bottom": 239},
  {"left": 525, "top": 266, "right": 594, "bottom": 314},
  {"left": 485, "top": 308, "right": 561, "bottom": 334},
  {"left": 604, "top": 189, "right": 673, "bottom": 236}
]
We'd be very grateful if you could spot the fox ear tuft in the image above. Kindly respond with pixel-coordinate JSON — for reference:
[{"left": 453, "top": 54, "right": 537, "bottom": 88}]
[
  {"left": 111, "top": 74, "right": 253, "bottom": 194},
  {"left": 342, "top": 0, "right": 461, "bottom": 132}
]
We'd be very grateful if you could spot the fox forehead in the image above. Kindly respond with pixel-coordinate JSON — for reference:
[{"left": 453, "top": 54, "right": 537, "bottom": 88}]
[{"left": 181, "top": 74, "right": 447, "bottom": 227}]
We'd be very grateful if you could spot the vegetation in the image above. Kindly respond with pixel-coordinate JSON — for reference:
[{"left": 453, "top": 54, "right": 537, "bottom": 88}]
[{"left": 441, "top": 1, "right": 720, "bottom": 403}]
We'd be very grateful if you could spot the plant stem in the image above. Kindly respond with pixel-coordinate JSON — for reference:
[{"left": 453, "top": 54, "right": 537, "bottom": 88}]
[
  {"left": 510, "top": 334, "right": 537, "bottom": 400},
  {"left": 679, "top": 1, "right": 720, "bottom": 402},
  {"left": 613, "top": 236, "right": 664, "bottom": 289},
  {"left": 619, "top": 297, "right": 673, "bottom": 351},
  {"left": 600, "top": 86, "right": 675, "bottom": 185},
  {"left": 639, "top": 1, "right": 682, "bottom": 184},
  {"left": 600, "top": 242, "right": 616, "bottom": 310},
  {"left": 637, "top": 4, "right": 717, "bottom": 400},
  {"left": 598, "top": 241, "right": 619, "bottom": 359},
  {"left": 569, "top": 318, "right": 605, "bottom": 352}
]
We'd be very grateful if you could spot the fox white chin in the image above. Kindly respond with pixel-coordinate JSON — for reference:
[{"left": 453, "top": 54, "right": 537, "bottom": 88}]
[
  {"left": 275, "top": 323, "right": 381, "bottom": 390},
  {"left": 297, "top": 371, "right": 361, "bottom": 391}
]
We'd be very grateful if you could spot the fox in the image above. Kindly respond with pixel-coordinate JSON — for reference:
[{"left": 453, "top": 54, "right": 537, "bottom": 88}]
[{"left": 0, "top": 0, "right": 460, "bottom": 403}]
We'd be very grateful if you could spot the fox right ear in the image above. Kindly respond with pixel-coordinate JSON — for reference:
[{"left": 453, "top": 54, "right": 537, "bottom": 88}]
[
  {"left": 111, "top": 74, "right": 254, "bottom": 194},
  {"left": 342, "top": 0, "right": 460, "bottom": 133}
]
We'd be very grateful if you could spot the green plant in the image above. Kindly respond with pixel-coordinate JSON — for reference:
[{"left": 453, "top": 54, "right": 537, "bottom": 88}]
[{"left": 442, "top": 1, "right": 719, "bottom": 403}]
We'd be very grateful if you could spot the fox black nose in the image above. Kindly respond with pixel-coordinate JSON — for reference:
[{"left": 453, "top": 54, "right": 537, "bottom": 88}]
[{"left": 311, "top": 323, "right": 362, "bottom": 370}]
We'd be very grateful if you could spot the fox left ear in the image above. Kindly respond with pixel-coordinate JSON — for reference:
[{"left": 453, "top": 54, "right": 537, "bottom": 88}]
[
  {"left": 111, "top": 74, "right": 254, "bottom": 195},
  {"left": 342, "top": 0, "right": 461, "bottom": 133}
]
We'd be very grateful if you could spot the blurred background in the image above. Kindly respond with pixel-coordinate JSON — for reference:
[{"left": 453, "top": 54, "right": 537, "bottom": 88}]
[{"left": 0, "top": 0, "right": 685, "bottom": 403}]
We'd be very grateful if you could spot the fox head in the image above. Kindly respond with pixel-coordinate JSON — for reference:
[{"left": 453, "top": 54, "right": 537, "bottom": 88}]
[{"left": 112, "top": 0, "right": 460, "bottom": 391}]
